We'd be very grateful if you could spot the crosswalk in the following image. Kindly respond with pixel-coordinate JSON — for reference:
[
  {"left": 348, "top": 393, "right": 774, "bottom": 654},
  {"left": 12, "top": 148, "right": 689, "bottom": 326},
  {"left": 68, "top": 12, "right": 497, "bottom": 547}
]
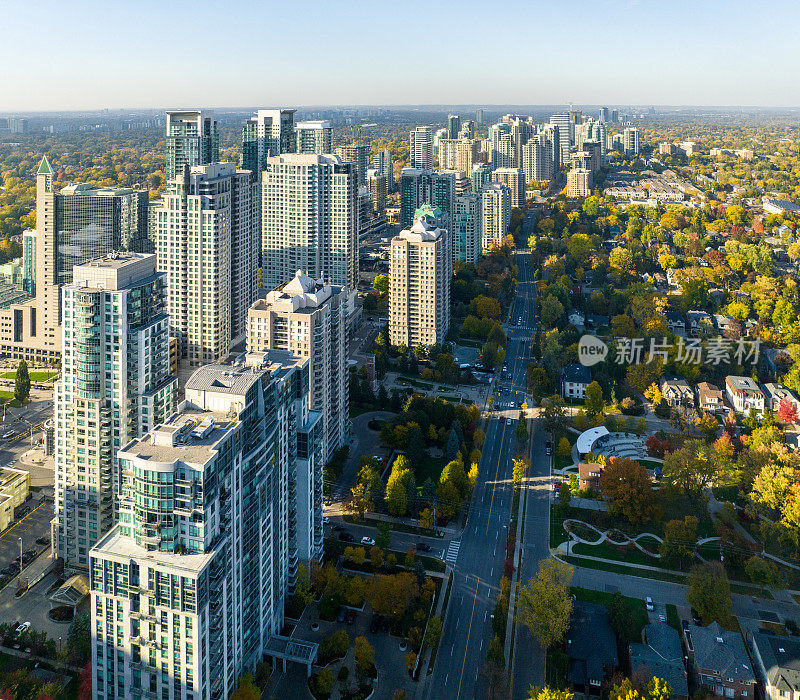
[{"left": 444, "top": 539, "right": 461, "bottom": 564}]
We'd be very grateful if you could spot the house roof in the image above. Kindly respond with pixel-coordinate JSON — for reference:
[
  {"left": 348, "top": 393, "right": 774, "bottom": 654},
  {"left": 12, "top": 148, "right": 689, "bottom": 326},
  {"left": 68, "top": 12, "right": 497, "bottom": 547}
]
[
  {"left": 752, "top": 631, "right": 800, "bottom": 693},
  {"left": 567, "top": 602, "right": 619, "bottom": 686},
  {"left": 562, "top": 363, "right": 591, "bottom": 385},
  {"left": 687, "top": 622, "right": 754, "bottom": 683},
  {"left": 630, "top": 623, "right": 688, "bottom": 698},
  {"left": 726, "top": 376, "right": 762, "bottom": 393}
]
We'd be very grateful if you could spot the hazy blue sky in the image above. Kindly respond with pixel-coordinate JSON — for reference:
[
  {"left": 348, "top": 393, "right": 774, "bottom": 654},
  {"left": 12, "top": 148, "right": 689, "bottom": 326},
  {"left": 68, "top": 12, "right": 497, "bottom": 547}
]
[{"left": 3, "top": 0, "right": 799, "bottom": 110}]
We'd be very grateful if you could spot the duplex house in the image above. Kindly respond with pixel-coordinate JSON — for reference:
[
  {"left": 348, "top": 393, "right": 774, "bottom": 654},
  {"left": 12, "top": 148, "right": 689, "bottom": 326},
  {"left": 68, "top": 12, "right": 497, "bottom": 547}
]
[
  {"left": 750, "top": 631, "right": 800, "bottom": 700},
  {"left": 697, "top": 382, "right": 725, "bottom": 413},
  {"left": 685, "top": 622, "right": 756, "bottom": 700},
  {"left": 630, "top": 622, "right": 689, "bottom": 700},
  {"left": 567, "top": 602, "right": 619, "bottom": 697},
  {"left": 562, "top": 363, "right": 591, "bottom": 400},
  {"left": 660, "top": 376, "right": 695, "bottom": 408},
  {"left": 725, "top": 376, "right": 765, "bottom": 414},
  {"left": 762, "top": 383, "right": 800, "bottom": 414}
]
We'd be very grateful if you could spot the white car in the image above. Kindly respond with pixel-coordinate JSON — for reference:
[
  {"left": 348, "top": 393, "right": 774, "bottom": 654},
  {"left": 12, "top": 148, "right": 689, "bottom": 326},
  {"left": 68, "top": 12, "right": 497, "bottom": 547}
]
[
  {"left": 361, "top": 536, "right": 376, "bottom": 546},
  {"left": 645, "top": 597, "right": 654, "bottom": 611},
  {"left": 506, "top": 418, "right": 512, "bottom": 426},
  {"left": 15, "top": 621, "right": 30, "bottom": 635}
]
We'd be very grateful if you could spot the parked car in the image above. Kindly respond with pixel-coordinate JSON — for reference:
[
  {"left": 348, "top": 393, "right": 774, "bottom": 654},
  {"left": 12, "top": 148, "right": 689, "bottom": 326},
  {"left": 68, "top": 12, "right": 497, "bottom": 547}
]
[
  {"left": 338, "top": 531, "right": 354, "bottom": 543},
  {"left": 645, "top": 597, "right": 654, "bottom": 611},
  {"left": 15, "top": 622, "right": 30, "bottom": 635},
  {"left": 545, "top": 441, "right": 552, "bottom": 455},
  {"left": 345, "top": 609, "right": 357, "bottom": 625},
  {"left": 2, "top": 431, "right": 14, "bottom": 440},
  {"left": 691, "top": 607, "right": 701, "bottom": 624},
  {"left": 336, "top": 608, "right": 347, "bottom": 623},
  {"left": 360, "top": 536, "right": 376, "bottom": 546},
  {"left": 659, "top": 614, "right": 666, "bottom": 623},
  {"left": 506, "top": 418, "right": 512, "bottom": 426},
  {"left": 416, "top": 542, "right": 431, "bottom": 552}
]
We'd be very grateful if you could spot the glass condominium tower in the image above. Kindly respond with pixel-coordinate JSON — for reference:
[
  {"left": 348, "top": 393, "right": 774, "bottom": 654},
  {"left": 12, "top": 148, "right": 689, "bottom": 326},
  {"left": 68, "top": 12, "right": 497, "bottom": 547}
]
[
  {"left": 52, "top": 253, "right": 178, "bottom": 572},
  {"left": 90, "top": 354, "right": 322, "bottom": 700},
  {"left": 165, "top": 110, "right": 219, "bottom": 182}
]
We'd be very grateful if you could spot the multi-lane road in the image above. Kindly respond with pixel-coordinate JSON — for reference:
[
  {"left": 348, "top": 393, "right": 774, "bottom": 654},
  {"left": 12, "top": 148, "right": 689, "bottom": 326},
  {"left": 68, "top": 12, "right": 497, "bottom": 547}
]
[{"left": 423, "top": 249, "right": 540, "bottom": 699}]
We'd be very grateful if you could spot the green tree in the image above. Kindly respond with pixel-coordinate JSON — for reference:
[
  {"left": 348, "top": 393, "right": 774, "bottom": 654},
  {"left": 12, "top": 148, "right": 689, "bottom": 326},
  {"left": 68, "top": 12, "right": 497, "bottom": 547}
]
[
  {"left": 687, "top": 561, "right": 731, "bottom": 623},
  {"left": 373, "top": 274, "right": 389, "bottom": 294},
  {"left": 528, "top": 687, "right": 574, "bottom": 700},
  {"left": 744, "top": 555, "right": 783, "bottom": 593},
  {"left": 231, "top": 674, "right": 261, "bottom": 700},
  {"left": 584, "top": 381, "right": 604, "bottom": 417},
  {"left": 517, "top": 559, "right": 574, "bottom": 649},
  {"left": 424, "top": 616, "right": 443, "bottom": 647},
  {"left": 386, "top": 458, "right": 413, "bottom": 515},
  {"left": 314, "top": 668, "right": 335, "bottom": 696},
  {"left": 14, "top": 359, "right": 29, "bottom": 404},
  {"left": 662, "top": 439, "right": 716, "bottom": 495},
  {"left": 540, "top": 296, "right": 565, "bottom": 326},
  {"left": 557, "top": 437, "right": 572, "bottom": 460},
  {"left": 354, "top": 635, "right": 374, "bottom": 677}
]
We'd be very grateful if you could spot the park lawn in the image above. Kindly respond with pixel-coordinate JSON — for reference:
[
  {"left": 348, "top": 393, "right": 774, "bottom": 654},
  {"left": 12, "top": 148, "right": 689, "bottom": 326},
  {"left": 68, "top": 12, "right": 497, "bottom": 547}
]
[
  {"left": 0, "top": 391, "right": 14, "bottom": 403},
  {"left": 415, "top": 454, "right": 448, "bottom": 484},
  {"left": 563, "top": 555, "right": 687, "bottom": 584},
  {"left": 571, "top": 541, "right": 658, "bottom": 567},
  {"left": 571, "top": 586, "right": 648, "bottom": 640},
  {"left": 550, "top": 505, "right": 570, "bottom": 548},
  {"left": 0, "top": 370, "right": 59, "bottom": 381},
  {"left": 655, "top": 493, "right": 716, "bottom": 539},
  {"left": 639, "top": 459, "right": 663, "bottom": 469}
]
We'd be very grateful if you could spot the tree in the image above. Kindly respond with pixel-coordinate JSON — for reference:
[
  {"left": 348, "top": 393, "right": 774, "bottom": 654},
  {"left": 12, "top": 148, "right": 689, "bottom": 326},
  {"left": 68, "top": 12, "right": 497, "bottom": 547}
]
[
  {"left": 370, "top": 546, "right": 384, "bottom": 570},
  {"left": 541, "top": 396, "right": 568, "bottom": 432},
  {"left": 419, "top": 507, "right": 434, "bottom": 530},
  {"left": 14, "top": 359, "right": 29, "bottom": 404},
  {"left": 659, "top": 516, "right": 699, "bottom": 565},
  {"left": 345, "top": 482, "right": 374, "bottom": 519},
  {"left": 314, "top": 668, "right": 335, "bottom": 696},
  {"left": 231, "top": 674, "right": 261, "bottom": 700},
  {"left": 778, "top": 398, "right": 799, "bottom": 424},
  {"left": 424, "top": 616, "right": 443, "bottom": 648},
  {"left": 607, "top": 591, "right": 637, "bottom": 644},
  {"left": 517, "top": 559, "right": 574, "bottom": 649},
  {"left": 320, "top": 629, "right": 350, "bottom": 662},
  {"left": 295, "top": 562, "right": 314, "bottom": 606},
  {"left": 662, "top": 439, "right": 716, "bottom": 495},
  {"left": 368, "top": 572, "right": 419, "bottom": 620},
  {"left": 528, "top": 688, "right": 574, "bottom": 700},
  {"left": 540, "top": 296, "right": 565, "bottom": 326},
  {"left": 687, "top": 562, "right": 731, "bottom": 623},
  {"left": 515, "top": 419, "right": 529, "bottom": 444},
  {"left": 386, "top": 459, "right": 413, "bottom": 516},
  {"left": 744, "top": 555, "right": 783, "bottom": 592},
  {"left": 373, "top": 274, "right": 389, "bottom": 294},
  {"left": 584, "top": 381, "right": 604, "bottom": 417},
  {"left": 405, "top": 651, "right": 417, "bottom": 674},
  {"left": 599, "top": 458, "right": 659, "bottom": 524},
  {"left": 558, "top": 482, "right": 572, "bottom": 510},
  {"left": 557, "top": 437, "right": 572, "bottom": 460},
  {"left": 513, "top": 458, "right": 530, "bottom": 485},
  {"left": 354, "top": 636, "right": 374, "bottom": 677}
]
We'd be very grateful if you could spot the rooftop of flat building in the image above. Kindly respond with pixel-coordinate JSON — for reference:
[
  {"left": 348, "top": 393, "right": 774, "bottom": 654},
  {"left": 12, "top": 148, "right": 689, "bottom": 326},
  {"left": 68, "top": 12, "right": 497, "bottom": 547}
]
[
  {"left": 255, "top": 270, "right": 340, "bottom": 314},
  {"left": 91, "top": 525, "right": 215, "bottom": 574}
]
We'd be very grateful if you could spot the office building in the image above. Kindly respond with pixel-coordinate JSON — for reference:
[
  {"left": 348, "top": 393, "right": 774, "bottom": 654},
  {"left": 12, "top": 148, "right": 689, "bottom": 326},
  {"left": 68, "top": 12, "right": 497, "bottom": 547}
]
[
  {"left": 492, "top": 168, "right": 526, "bottom": 207},
  {"left": 479, "top": 183, "right": 511, "bottom": 251},
  {"left": 0, "top": 159, "right": 151, "bottom": 363},
  {"left": 334, "top": 143, "right": 370, "bottom": 189},
  {"left": 567, "top": 169, "right": 593, "bottom": 197},
  {"left": 453, "top": 193, "right": 481, "bottom": 264},
  {"left": 490, "top": 123, "right": 515, "bottom": 168},
  {"left": 409, "top": 126, "right": 434, "bottom": 169},
  {"left": 247, "top": 271, "right": 346, "bottom": 462},
  {"left": 53, "top": 253, "right": 179, "bottom": 572},
  {"left": 152, "top": 163, "right": 257, "bottom": 366},
  {"left": 447, "top": 115, "right": 461, "bottom": 140},
  {"left": 261, "top": 154, "right": 358, "bottom": 299},
  {"left": 599, "top": 107, "right": 610, "bottom": 123},
  {"left": 611, "top": 109, "right": 619, "bottom": 123},
  {"left": 438, "top": 139, "right": 479, "bottom": 173},
  {"left": 371, "top": 149, "right": 394, "bottom": 192},
  {"left": 295, "top": 120, "right": 332, "bottom": 154},
  {"left": 90, "top": 355, "right": 322, "bottom": 700},
  {"left": 475, "top": 108, "right": 484, "bottom": 124},
  {"left": 550, "top": 112, "right": 572, "bottom": 168},
  {"left": 241, "top": 109, "right": 296, "bottom": 179},
  {"left": 389, "top": 216, "right": 451, "bottom": 347},
  {"left": 624, "top": 127, "right": 640, "bottom": 156},
  {"left": 165, "top": 110, "right": 219, "bottom": 181},
  {"left": 460, "top": 120, "right": 475, "bottom": 139}
]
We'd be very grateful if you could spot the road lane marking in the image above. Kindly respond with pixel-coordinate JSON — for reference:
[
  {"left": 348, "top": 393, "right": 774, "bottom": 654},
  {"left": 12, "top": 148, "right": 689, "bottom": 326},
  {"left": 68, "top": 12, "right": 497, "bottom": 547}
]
[
  {"left": 456, "top": 578, "right": 480, "bottom": 699},
  {"left": 484, "top": 420, "right": 508, "bottom": 534}
]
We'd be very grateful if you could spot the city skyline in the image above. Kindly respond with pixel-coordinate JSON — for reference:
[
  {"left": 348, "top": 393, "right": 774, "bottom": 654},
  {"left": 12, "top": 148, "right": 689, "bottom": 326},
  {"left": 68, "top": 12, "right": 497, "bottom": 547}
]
[{"left": 3, "top": 0, "right": 800, "bottom": 110}]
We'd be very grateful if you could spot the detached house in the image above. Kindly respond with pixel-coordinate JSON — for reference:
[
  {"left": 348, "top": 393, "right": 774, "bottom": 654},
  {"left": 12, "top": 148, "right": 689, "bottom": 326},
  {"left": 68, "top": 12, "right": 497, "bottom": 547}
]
[
  {"left": 750, "top": 631, "right": 800, "bottom": 700},
  {"left": 697, "top": 382, "right": 725, "bottom": 413},
  {"left": 762, "top": 383, "right": 800, "bottom": 414},
  {"left": 562, "top": 363, "right": 591, "bottom": 400},
  {"left": 687, "top": 310, "right": 713, "bottom": 337},
  {"left": 660, "top": 376, "right": 695, "bottom": 408},
  {"left": 725, "top": 376, "right": 765, "bottom": 414},
  {"left": 578, "top": 462, "right": 605, "bottom": 491},
  {"left": 630, "top": 622, "right": 689, "bottom": 700},
  {"left": 567, "top": 602, "right": 619, "bottom": 697},
  {"left": 685, "top": 622, "right": 756, "bottom": 700},
  {"left": 665, "top": 309, "right": 686, "bottom": 335}
]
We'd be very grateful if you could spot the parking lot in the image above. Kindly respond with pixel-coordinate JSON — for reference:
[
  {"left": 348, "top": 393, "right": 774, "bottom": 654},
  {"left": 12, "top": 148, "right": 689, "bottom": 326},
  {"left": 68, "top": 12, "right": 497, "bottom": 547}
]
[{"left": 0, "top": 497, "right": 52, "bottom": 580}]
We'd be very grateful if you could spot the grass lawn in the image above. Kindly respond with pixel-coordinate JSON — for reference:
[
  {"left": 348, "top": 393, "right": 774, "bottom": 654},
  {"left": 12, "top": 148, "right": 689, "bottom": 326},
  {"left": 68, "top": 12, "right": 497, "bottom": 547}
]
[
  {"left": 416, "top": 454, "right": 448, "bottom": 484},
  {"left": 550, "top": 504, "right": 570, "bottom": 548},
  {"left": 343, "top": 515, "right": 438, "bottom": 538},
  {"left": 563, "top": 555, "right": 687, "bottom": 584},
  {"left": 639, "top": 459, "right": 663, "bottom": 469},
  {"left": 0, "top": 370, "right": 59, "bottom": 381},
  {"left": 572, "top": 541, "right": 658, "bottom": 567}
]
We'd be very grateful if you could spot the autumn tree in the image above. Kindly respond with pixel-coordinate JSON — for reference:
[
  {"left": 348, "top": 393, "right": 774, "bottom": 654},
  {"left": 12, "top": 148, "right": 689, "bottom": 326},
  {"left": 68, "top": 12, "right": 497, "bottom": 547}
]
[
  {"left": 584, "top": 381, "right": 604, "bottom": 417},
  {"left": 661, "top": 439, "right": 716, "bottom": 495},
  {"left": 230, "top": 674, "right": 261, "bottom": 700},
  {"left": 386, "top": 457, "right": 413, "bottom": 516},
  {"left": 513, "top": 457, "right": 530, "bottom": 485},
  {"left": 659, "top": 516, "right": 699, "bottom": 566},
  {"left": 778, "top": 398, "right": 799, "bottom": 424},
  {"left": 517, "top": 559, "right": 574, "bottom": 649},
  {"left": 368, "top": 573, "right": 419, "bottom": 620},
  {"left": 345, "top": 482, "right": 374, "bottom": 519},
  {"left": 528, "top": 687, "right": 575, "bottom": 700},
  {"left": 599, "top": 458, "right": 659, "bottom": 524},
  {"left": 424, "top": 616, "right": 443, "bottom": 648},
  {"left": 557, "top": 437, "right": 572, "bottom": 460},
  {"left": 354, "top": 636, "right": 375, "bottom": 678},
  {"left": 687, "top": 562, "right": 731, "bottom": 624}
]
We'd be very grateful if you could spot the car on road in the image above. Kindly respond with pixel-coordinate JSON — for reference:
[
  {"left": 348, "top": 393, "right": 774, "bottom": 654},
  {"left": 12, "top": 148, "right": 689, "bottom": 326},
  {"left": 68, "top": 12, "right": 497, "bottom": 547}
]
[
  {"left": 645, "top": 597, "right": 654, "bottom": 611},
  {"left": 15, "top": 622, "right": 30, "bottom": 635},
  {"left": 361, "top": 536, "right": 376, "bottom": 546},
  {"left": 338, "top": 531, "right": 354, "bottom": 542},
  {"left": 416, "top": 542, "right": 431, "bottom": 552},
  {"left": 506, "top": 418, "right": 512, "bottom": 426},
  {"left": 15, "top": 506, "right": 29, "bottom": 518},
  {"left": 545, "top": 441, "right": 552, "bottom": 456},
  {"left": 659, "top": 613, "right": 666, "bottom": 623},
  {"left": 1, "top": 431, "right": 14, "bottom": 440},
  {"left": 322, "top": 516, "right": 329, "bottom": 524}
]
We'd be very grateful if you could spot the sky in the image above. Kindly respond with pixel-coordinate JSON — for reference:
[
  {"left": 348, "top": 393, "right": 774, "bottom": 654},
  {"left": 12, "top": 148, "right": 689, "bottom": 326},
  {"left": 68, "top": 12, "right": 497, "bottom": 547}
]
[{"left": 2, "top": 0, "right": 800, "bottom": 111}]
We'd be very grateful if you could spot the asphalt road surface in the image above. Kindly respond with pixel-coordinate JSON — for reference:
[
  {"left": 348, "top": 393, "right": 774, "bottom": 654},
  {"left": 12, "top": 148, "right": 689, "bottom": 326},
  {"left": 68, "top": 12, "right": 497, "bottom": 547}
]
[{"left": 424, "top": 250, "right": 537, "bottom": 699}]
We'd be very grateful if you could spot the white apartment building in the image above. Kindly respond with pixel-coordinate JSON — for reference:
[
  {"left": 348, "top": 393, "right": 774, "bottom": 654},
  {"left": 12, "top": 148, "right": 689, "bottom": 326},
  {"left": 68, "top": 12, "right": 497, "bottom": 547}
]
[
  {"left": 409, "top": 126, "right": 434, "bottom": 169},
  {"left": 261, "top": 154, "right": 358, "bottom": 305},
  {"left": 53, "top": 253, "right": 178, "bottom": 572},
  {"left": 247, "top": 271, "right": 347, "bottom": 462},
  {"left": 492, "top": 167, "right": 526, "bottom": 207},
  {"left": 90, "top": 356, "right": 323, "bottom": 700},
  {"left": 479, "top": 183, "right": 511, "bottom": 251},
  {"left": 151, "top": 162, "right": 257, "bottom": 366},
  {"left": 437, "top": 138, "right": 479, "bottom": 173},
  {"left": 241, "top": 108, "right": 296, "bottom": 176},
  {"left": 567, "top": 169, "right": 593, "bottom": 198},
  {"left": 624, "top": 127, "right": 640, "bottom": 155},
  {"left": 389, "top": 217, "right": 451, "bottom": 347},
  {"left": 295, "top": 120, "right": 332, "bottom": 154}
]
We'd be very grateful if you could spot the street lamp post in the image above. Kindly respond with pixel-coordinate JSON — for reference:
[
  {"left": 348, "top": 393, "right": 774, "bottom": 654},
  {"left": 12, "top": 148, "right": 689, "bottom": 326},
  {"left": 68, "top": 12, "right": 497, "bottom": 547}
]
[{"left": 18, "top": 537, "right": 22, "bottom": 570}]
